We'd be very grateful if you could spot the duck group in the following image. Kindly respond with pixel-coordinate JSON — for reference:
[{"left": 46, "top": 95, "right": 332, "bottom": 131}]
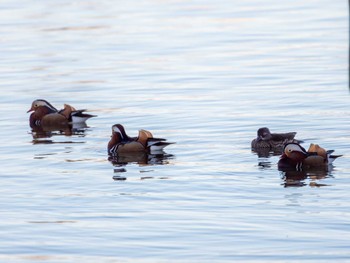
[
  {"left": 27, "top": 99, "right": 342, "bottom": 171},
  {"left": 28, "top": 99, "right": 174, "bottom": 154},
  {"left": 251, "top": 127, "right": 342, "bottom": 170}
]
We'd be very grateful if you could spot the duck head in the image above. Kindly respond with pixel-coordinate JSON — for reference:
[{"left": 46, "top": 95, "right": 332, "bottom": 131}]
[
  {"left": 256, "top": 127, "right": 272, "bottom": 141},
  {"left": 283, "top": 143, "right": 309, "bottom": 162},
  {"left": 111, "top": 124, "right": 129, "bottom": 141},
  {"left": 27, "top": 99, "right": 58, "bottom": 113}
]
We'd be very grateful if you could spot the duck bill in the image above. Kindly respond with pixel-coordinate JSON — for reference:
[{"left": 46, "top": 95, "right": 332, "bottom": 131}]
[{"left": 27, "top": 106, "right": 34, "bottom": 113}]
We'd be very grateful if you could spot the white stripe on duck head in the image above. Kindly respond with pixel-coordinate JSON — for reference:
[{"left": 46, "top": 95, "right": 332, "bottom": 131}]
[
  {"left": 32, "top": 99, "right": 58, "bottom": 112},
  {"left": 283, "top": 142, "right": 308, "bottom": 155},
  {"left": 112, "top": 124, "right": 129, "bottom": 141}
]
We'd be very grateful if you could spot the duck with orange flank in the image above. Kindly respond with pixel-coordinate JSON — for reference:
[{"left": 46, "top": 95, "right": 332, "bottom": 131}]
[
  {"left": 27, "top": 99, "right": 96, "bottom": 127},
  {"left": 278, "top": 142, "right": 342, "bottom": 170},
  {"left": 108, "top": 124, "right": 174, "bottom": 155}
]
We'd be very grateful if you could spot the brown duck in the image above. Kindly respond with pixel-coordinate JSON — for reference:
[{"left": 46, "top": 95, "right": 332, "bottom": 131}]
[
  {"left": 251, "top": 127, "right": 300, "bottom": 149},
  {"left": 108, "top": 124, "right": 174, "bottom": 155},
  {"left": 278, "top": 143, "right": 342, "bottom": 170},
  {"left": 27, "top": 99, "right": 95, "bottom": 127}
]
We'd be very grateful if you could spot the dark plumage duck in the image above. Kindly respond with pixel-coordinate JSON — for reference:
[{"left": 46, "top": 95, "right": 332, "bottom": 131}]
[
  {"left": 108, "top": 124, "right": 174, "bottom": 155},
  {"left": 251, "top": 127, "right": 300, "bottom": 149},
  {"left": 278, "top": 142, "right": 342, "bottom": 170},
  {"left": 27, "top": 99, "right": 95, "bottom": 127}
]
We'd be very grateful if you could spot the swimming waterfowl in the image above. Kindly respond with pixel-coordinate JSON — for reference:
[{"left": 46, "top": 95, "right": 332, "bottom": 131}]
[
  {"left": 278, "top": 142, "right": 342, "bottom": 170},
  {"left": 108, "top": 124, "right": 174, "bottom": 155},
  {"left": 251, "top": 127, "right": 300, "bottom": 149},
  {"left": 27, "top": 99, "right": 95, "bottom": 127}
]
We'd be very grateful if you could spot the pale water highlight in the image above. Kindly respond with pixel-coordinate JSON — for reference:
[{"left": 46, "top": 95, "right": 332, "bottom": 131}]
[{"left": 0, "top": 0, "right": 349, "bottom": 262}]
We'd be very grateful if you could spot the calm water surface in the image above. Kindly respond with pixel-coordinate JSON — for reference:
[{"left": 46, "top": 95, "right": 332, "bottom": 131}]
[{"left": 0, "top": 0, "right": 349, "bottom": 262}]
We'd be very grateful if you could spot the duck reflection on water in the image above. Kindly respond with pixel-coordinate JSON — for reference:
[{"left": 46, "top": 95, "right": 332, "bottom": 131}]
[
  {"left": 30, "top": 122, "right": 90, "bottom": 144},
  {"left": 253, "top": 147, "right": 283, "bottom": 169},
  {"left": 109, "top": 151, "right": 174, "bottom": 180},
  {"left": 280, "top": 167, "right": 334, "bottom": 188},
  {"left": 109, "top": 151, "right": 174, "bottom": 167},
  {"left": 253, "top": 147, "right": 284, "bottom": 159}
]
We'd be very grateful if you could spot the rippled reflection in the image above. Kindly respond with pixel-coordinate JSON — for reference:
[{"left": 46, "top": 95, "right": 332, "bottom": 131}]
[
  {"left": 279, "top": 166, "right": 333, "bottom": 188},
  {"left": 253, "top": 148, "right": 282, "bottom": 170},
  {"left": 30, "top": 123, "right": 89, "bottom": 144},
  {"left": 252, "top": 148, "right": 283, "bottom": 158},
  {"left": 108, "top": 151, "right": 174, "bottom": 180}
]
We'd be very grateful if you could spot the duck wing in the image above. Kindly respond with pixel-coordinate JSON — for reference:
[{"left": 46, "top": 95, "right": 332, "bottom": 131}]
[
  {"left": 147, "top": 139, "right": 175, "bottom": 151},
  {"left": 270, "top": 132, "right": 297, "bottom": 141},
  {"left": 70, "top": 110, "right": 96, "bottom": 123}
]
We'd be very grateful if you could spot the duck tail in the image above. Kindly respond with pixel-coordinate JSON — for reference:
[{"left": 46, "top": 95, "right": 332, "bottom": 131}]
[{"left": 328, "top": 154, "right": 342, "bottom": 164}]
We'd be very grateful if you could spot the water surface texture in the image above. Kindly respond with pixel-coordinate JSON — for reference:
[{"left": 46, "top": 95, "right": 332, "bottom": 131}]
[{"left": 1, "top": 0, "right": 349, "bottom": 262}]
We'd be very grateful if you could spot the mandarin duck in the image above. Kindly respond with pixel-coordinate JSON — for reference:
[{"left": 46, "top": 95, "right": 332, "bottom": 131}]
[
  {"left": 278, "top": 142, "right": 342, "bottom": 170},
  {"left": 251, "top": 127, "right": 301, "bottom": 149},
  {"left": 27, "top": 99, "right": 96, "bottom": 127},
  {"left": 108, "top": 124, "right": 174, "bottom": 155}
]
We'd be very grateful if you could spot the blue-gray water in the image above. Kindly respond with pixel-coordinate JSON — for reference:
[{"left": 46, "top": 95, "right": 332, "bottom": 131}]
[{"left": 1, "top": 0, "right": 349, "bottom": 262}]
